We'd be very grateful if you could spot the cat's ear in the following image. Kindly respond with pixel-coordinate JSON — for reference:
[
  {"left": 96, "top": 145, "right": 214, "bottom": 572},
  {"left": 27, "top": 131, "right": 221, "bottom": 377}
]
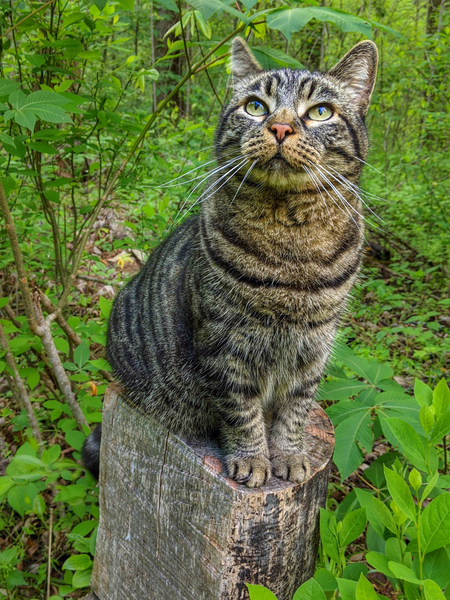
[
  {"left": 231, "top": 37, "right": 263, "bottom": 85},
  {"left": 328, "top": 41, "right": 378, "bottom": 116}
]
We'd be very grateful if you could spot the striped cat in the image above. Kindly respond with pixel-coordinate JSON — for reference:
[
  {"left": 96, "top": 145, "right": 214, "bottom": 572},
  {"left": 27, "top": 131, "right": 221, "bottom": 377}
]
[{"left": 83, "top": 38, "right": 378, "bottom": 488}]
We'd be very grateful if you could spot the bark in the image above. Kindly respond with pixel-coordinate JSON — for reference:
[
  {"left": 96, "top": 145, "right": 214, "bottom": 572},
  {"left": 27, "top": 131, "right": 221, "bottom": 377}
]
[{"left": 91, "top": 386, "right": 334, "bottom": 600}]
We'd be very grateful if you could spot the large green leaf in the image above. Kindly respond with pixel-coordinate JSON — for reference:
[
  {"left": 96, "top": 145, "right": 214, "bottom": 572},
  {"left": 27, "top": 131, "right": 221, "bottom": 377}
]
[
  {"left": 355, "top": 488, "right": 396, "bottom": 537},
  {"left": 422, "top": 548, "right": 450, "bottom": 589},
  {"left": 326, "top": 399, "right": 368, "bottom": 426},
  {"left": 321, "top": 379, "right": 369, "bottom": 401},
  {"left": 379, "top": 415, "right": 430, "bottom": 472},
  {"left": 334, "top": 408, "right": 372, "bottom": 480},
  {"left": 339, "top": 507, "right": 367, "bottom": 548},
  {"left": 387, "top": 562, "right": 422, "bottom": 585},
  {"left": 420, "top": 493, "right": 450, "bottom": 554},
  {"left": 337, "top": 578, "right": 357, "bottom": 600},
  {"left": 305, "top": 7, "right": 371, "bottom": 38},
  {"left": 319, "top": 508, "right": 339, "bottom": 563},
  {"left": 266, "top": 8, "right": 314, "bottom": 42},
  {"left": 355, "top": 574, "right": 377, "bottom": 600},
  {"left": 423, "top": 579, "right": 446, "bottom": 600},
  {"left": 384, "top": 466, "right": 416, "bottom": 523},
  {"left": 251, "top": 46, "right": 304, "bottom": 70},
  {"left": 292, "top": 578, "right": 326, "bottom": 600}
]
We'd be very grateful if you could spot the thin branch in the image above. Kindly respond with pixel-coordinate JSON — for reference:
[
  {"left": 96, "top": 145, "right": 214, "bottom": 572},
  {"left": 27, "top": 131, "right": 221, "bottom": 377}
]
[
  {"left": 33, "top": 294, "right": 88, "bottom": 430},
  {"left": 1, "top": 0, "right": 57, "bottom": 39},
  {"left": 0, "top": 181, "right": 38, "bottom": 331},
  {"left": 0, "top": 320, "right": 43, "bottom": 444}
]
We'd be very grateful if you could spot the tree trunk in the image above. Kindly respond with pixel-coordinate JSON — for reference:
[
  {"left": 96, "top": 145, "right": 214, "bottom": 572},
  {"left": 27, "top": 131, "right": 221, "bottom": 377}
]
[{"left": 90, "top": 385, "right": 334, "bottom": 600}]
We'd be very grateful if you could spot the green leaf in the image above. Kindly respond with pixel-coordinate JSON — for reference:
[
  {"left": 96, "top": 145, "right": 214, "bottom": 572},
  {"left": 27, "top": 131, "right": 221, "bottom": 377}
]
[
  {"left": 251, "top": 46, "right": 304, "bottom": 70},
  {"left": 292, "top": 578, "right": 326, "bottom": 600},
  {"left": 74, "top": 342, "right": 90, "bottom": 369},
  {"left": 266, "top": 7, "right": 314, "bottom": 42},
  {"left": 334, "top": 409, "right": 372, "bottom": 480},
  {"left": 355, "top": 574, "right": 378, "bottom": 600},
  {"left": 7, "top": 482, "right": 38, "bottom": 517},
  {"left": 188, "top": 0, "right": 227, "bottom": 21},
  {"left": 303, "top": 7, "right": 372, "bottom": 38},
  {"left": 28, "top": 141, "right": 58, "bottom": 154},
  {"left": 0, "top": 78, "right": 21, "bottom": 96},
  {"left": 339, "top": 507, "right": 367, "bottom": 548},
  {"left": 65, "top": 430, "right": 86, "bottom": 452},
  {"left": 246, "top": 584, "right": 278, "bottom": 600},
  {"left": 0, "top": 476, "right": 14, "bottom": 498},
  {"left": 336, "top": 578, "right": 357, "bottom": 600},
  {"left": 409, "top": 468, "right": 422, "bottom": 491},
  {"left": 420, "top": 405, "right": 435, "bottom": 435},
  {"left": 380, "top": 415, "right": 428, "bottom": 472},
  {"left": 342, "top": 564, "right": 368, "bottom": 582},
  {"left": 423, "top": 579, "right": 446, "bottom": 600},
  {"left": 415, "top": 379, "right": 433, "bottom": 407},
  {"left": 384, "top": 466, "right": 416, "bottom": 522},
  {"left": 430, "top": 412, "right": 450, "bottom": 444},
  {"left": 313, "top": 569, "right": 337, "bottom": 592},
  {"left": 321, "top": 379, "right": 369, "bottom": 401},
  {"left": 62, "top": 554, "right": 92, "bottom": 571},
  {"left": 421, "top": 471, "right": 440, "bottom": 502},
  {"left": 387, "top": 561, "right": 422, "bottom": 584},
  {"left": 94, "top": 0, "right": 107, "bottom": 10},
  {"left": 422, "top": 548, "right": 450, "bottom": 590},
  {"left": 355, "top": 488, "right": 397, "bottom": 536},
  {"left": 319, "top": 508, "right": 339, "bottom": 563},
  {"left": 433, "top": 379, "right": 450, "bottom": 417},
  {"left": 366, "top": 552, "right": 395, "bottom": 579},
  {"left": 72, "top": 567, "right": 92, "bottom": 589},
  {"left": 420, "top": 493, "right": 450, "bottom": 554},
  {"left": 99, "top": 296, "right": 112, "bottom": 319}
]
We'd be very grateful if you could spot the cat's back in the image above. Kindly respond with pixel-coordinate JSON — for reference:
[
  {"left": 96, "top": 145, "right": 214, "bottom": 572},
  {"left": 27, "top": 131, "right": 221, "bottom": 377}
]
[{"left": 107, "top": 215, "right": 201, "bottom": 397}]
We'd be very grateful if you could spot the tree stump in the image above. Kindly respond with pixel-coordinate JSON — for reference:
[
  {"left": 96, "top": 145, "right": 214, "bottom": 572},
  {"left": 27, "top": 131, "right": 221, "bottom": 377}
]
[{"left": 90, "top": 385, "right": 334, "bottom": 600}]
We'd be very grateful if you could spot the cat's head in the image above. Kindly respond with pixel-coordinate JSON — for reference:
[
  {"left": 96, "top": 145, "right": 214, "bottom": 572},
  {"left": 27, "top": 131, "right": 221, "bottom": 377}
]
[{"left": 215, "top": 38, "right": 378, "bottom": 192}]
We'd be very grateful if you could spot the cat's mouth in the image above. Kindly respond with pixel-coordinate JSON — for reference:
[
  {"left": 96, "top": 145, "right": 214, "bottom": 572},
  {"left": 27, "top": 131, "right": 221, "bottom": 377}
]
[{"left": 266, "top": 151, "right": 290, "bottom": 166}]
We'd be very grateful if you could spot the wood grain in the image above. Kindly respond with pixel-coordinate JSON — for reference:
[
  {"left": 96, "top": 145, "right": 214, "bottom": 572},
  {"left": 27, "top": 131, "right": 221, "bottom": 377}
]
[{"left": 91, "top": 385, "right": 334, "bottom": 600}]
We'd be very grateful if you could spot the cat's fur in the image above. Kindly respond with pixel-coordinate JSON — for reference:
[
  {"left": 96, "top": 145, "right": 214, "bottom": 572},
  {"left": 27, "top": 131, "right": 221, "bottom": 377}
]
[{"left": 83, "top": 38, "right": 378, "bottom": 488}]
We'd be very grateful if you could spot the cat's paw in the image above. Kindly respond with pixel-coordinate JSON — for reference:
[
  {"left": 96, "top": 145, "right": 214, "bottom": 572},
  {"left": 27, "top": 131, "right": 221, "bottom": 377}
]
[
  {"left": 227, "top": 455, "right": 272, "bottom": 488},
  {"left": 271, "top": 454, "right": 311, "bottom": 483}
]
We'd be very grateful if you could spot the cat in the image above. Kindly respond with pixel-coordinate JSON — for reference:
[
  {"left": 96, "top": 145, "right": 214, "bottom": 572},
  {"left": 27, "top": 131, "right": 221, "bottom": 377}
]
[{"left": 82, "top": 37, "right": 378, "bottom": 488}]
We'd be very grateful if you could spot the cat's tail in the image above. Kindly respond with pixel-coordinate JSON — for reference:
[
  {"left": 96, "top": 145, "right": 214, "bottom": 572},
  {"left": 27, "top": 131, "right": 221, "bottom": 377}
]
[{"left": 82, "top": 424, "right": 102, "bottom": 480}]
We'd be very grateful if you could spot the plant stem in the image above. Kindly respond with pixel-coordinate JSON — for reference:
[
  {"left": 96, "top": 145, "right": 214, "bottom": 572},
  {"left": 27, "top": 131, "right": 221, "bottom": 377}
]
[
  {"left": 1, "top": 0, "right": 57, "bottom": 39},
  {"left": 0, "top": 320, "right": 43, "bottom": 444}
]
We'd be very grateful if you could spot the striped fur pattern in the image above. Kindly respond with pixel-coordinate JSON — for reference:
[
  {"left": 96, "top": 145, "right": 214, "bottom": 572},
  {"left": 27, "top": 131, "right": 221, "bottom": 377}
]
[{"left": 101, "top": 38, "right": 378, "bottom": 488}]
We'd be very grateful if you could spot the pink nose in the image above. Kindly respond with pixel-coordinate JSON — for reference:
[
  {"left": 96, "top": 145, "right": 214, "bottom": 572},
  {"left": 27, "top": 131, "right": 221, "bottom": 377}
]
[{"left": 270, "top": 122, "right": 293, "bottom": 142}]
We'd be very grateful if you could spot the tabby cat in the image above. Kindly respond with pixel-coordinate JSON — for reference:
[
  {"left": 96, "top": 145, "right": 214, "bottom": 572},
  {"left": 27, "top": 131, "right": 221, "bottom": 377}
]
[{"left": 82, "top": 37, "right": 378, "bottom": 488}]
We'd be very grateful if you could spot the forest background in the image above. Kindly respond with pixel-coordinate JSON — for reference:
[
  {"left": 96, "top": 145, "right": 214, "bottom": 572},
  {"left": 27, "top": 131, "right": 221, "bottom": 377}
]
[{"left": 0, "top": 0, "right": 449, "bottom": 598}]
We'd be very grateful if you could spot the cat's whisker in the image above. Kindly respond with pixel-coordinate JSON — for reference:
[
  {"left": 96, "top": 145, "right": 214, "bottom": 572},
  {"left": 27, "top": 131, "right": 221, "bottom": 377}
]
[
  {"left": 354, "top": 156, "right": 387, "bottom": 179},
  {"left": 170, "top": 157, "right": 249, "bottom": 228},
  {"left": 309, "top": 163, "right": 364, "bottom": 231},
  {"left": 325, "top": 164, "right": 388, "bottom": 210},
  {"left": 169, "top": 156, "right": 248, "bottom": 227},
  {"left": 161, "top": 155, "right": 243, "bottom": 188},
  {"left": 303, "top": 165, "right": 332, "bottom": 219},
  {"left": 230, "top": 159, "right": 259, "bottom": 206},
  {"left": 317, "top": 163, "right": 383, "bottom": 223}
]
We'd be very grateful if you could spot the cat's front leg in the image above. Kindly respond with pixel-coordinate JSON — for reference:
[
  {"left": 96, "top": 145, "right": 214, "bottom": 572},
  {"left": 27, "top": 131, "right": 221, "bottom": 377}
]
[
  {"left": 269, "top": 376, "right": 322, "bottom": 483},
  {"left": 215, "top": 393, "right": 271, "bottom": 488}
]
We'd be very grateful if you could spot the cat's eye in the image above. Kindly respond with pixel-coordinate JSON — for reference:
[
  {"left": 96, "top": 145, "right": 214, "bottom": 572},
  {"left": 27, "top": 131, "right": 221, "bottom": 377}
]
[
  {"left": 245, "top": 99, "right": 268, "bottom": 117},
  {"left": 307, "top": 105, "right": 333, "bottom": 121}
]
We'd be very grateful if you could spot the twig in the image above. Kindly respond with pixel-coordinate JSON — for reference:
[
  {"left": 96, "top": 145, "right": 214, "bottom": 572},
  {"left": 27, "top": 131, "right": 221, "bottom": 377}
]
[
  {"left": 1, "top": 0, "right": 57, "bottom": 39},
  {"left": 0, "top": 320, "right": 43, "bottom": 444},
  {"left": 33, "top": 294, "right": 88, "bottom": 430},
  {"left": 39, "top": 291, "right": 81, "bottom": 346},
  {"left": 47, "top": 507, "right": 53, "bottom": 599}
]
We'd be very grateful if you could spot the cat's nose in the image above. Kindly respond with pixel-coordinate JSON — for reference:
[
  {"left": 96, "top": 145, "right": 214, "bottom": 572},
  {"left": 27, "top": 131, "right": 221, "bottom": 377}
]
[{"left": 269, "top": 122, "right": 294, "bottom": 142}]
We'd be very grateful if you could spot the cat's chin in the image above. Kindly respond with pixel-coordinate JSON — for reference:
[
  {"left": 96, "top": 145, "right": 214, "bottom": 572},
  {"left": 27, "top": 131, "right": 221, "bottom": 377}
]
[{"left": 250, "top": 165, "right": 311, "bottom": 192}]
